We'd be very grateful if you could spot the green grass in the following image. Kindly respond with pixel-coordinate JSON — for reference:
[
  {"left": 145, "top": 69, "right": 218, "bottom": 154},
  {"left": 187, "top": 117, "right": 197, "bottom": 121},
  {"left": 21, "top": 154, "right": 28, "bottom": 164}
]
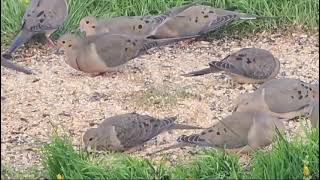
[
  {"left": 1, "top": 0, "right": 319, "bottom": 46},
  {"left": 172, "top": 150, "right": 244, "bottom": 179},
  {"left": 3, "top": 125, "right": 318, "bottom": 179},
  {"left": 248, "top": 127, "right": 319, "bottom": 179}
]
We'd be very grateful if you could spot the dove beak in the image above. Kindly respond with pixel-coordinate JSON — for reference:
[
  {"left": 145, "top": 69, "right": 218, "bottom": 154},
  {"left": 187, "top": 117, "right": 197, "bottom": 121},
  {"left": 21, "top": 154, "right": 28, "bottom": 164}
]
[{"left": 54, "top": 48, "right": 65, "bottom": 55}]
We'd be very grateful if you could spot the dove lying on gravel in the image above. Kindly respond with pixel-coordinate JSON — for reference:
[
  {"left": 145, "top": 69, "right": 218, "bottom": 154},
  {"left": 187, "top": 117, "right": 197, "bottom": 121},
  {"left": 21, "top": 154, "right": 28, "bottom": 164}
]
[
  {"left": 182, "top": 48, "right": 280, "bottom": 84},
  {"left": 148, "top": 5, "right": 275, "bottom": 39},
  {"left": 2, "top": 0, "right": 68, "bottom": 57},
  {"left": 55, "top": 32, "right": 200, "bottom": 75},
  {"left": 234, "top": 78, "right": 319, "bottom": 121},
  {"left": 83, "top": 112, "right": 203, "bottom": 152},
  {"left": 1, "top": 55, "right": 35, "bottom": 74},
  {"left": 153, "top": 112, "right": 285, "bottom": 154},
  {"left": 79, "top": 2, "right": 197, "bottom": 37}
]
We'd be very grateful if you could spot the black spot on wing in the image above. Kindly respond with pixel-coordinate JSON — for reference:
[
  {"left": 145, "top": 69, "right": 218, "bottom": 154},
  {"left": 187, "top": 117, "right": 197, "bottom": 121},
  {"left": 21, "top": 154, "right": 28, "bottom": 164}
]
[{"left": 37, "top": 11, "right": 44, "bottom": 17}]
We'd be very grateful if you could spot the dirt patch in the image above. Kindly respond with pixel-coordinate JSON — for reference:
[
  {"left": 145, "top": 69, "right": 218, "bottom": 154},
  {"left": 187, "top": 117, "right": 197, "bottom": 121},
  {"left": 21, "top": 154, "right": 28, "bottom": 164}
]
[{"left": 1, "top": 31, "right": 319, "bottom": 170}]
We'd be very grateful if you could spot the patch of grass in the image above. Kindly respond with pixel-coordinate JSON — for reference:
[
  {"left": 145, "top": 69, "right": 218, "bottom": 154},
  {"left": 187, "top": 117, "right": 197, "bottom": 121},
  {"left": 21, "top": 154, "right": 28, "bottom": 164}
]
[
  {"left": 1, "top": 162, "right": 43, "bottom": 179},
  {"left": 172, "top": 150, "right": 243, "bottom": 179},
  {"left": 42, "top": 136, "right": 112, "bottom": 179},
  {"left": 42, "top": 136, "right": 170, "bottom": 179},
  {"left": 248, "top": 126, "right": 319, "bottom": 179},
  {"left": 1, "top": 0, "right": 319, "bottom": 46},
  {"left": 130, "top": 86, "right": 199, "bottom": 109},
  {"left": 9, "top": 123, "right": 318, "bottom": 179}
]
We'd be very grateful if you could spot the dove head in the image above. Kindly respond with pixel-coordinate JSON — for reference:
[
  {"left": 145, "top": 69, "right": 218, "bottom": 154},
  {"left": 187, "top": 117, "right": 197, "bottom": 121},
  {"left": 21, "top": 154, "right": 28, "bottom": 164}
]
[
  {"left": 83, "top": 128, "right": 100, "bottom": 152},
  {"left": 79, "top": 16, "right": 98, "bottom": 36},
  {"left": 56, "top": 33, "right": 84, "bottom": 55}
]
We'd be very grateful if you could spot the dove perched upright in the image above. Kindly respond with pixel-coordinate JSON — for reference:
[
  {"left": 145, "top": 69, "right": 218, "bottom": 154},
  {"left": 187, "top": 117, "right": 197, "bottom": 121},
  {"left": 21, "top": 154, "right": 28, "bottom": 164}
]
[
  {"left": 83, "top": 112, "right": 203, "bottom": 152},
  {"left": 1, "top": 55, "right": 34, "bottom": 74},
  {"left": 149, "top": 5, "right": 272, "bottom": 39},
  {"left": 154, "top": 112, "right": 285, "bottom": 154},
  {"left": 55, "top": 32, "right": 199, "bottom": 75},
  {"left": 79, "top": 2, "right": 197, "bottom": 37},
  {"left": 3, "top": 0, "right": 68, "bottom": 57},
  {"left": 234, "top": 78, "right": 318, "bottom": 120},
  {"left": 183, "top": 48, "right": 280, "bottom": 84}
]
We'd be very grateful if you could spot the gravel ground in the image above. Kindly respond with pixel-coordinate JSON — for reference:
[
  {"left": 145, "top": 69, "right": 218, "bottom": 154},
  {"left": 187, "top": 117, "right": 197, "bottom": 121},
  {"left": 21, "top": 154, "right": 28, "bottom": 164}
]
[{"left": 1, "top": 31, "right": 319, "bottom": 170}]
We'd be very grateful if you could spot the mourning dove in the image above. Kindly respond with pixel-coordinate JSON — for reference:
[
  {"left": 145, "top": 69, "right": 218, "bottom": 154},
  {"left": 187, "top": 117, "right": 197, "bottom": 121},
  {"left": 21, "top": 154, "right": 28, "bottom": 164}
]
[
  {"left": 3, "top": 0, "right": 68, "bottom": 57},
  {"left": 234, "top": 78, "right": 318, "bottom": 120},
  {"left": 148, "top": 5, "right": 274, "bottom": 39},
  {"left": 1, "top": 55, "right": 34, "bottom": 74},
  {"left": 79, "top": 2, "right": 197, "bottom": 37},
  {"left": 153, "top": 112, "right": 285, "bottom": 154},
  {"left": 55, "top": 32, "right": 199, "bottom": 75},
  {"left": 83, "top": 112, "right": 203, "bottom": 152},
  {"left": 182, "top": 48, "right": 280, "bottom": 84}
]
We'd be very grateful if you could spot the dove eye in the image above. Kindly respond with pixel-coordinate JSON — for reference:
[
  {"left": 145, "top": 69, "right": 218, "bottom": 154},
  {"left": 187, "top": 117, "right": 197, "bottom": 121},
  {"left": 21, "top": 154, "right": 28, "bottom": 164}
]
[
  {"left": 62, "top": 41, "right": 65, "bottom": 44},
  {"left": 86, "top": 21, "right": 89, "bottom": 24},
  {"left": 89, "top": 138, "right": 93, "bottom": 141}
]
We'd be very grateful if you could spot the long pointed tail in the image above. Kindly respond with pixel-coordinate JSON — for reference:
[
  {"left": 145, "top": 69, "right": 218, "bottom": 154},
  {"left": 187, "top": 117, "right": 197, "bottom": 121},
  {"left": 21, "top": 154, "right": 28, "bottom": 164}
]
[
  {"left": 171, "top": 123, "right": 204, "bottom": 130},
  {"left": 238, "top": 13, "right": 285, "bottom": 20},
  {"left": 182, "top": 67, "right": 221, "bottom": 77},
  {"left": 200, "top": 14, "right": 282, "bottom": 35},
  {"left": 5, "top": 31, "right": 33, "bottom": 55},
  {"left": 1, "top": 56, "right": 35, "bottom": 74}
]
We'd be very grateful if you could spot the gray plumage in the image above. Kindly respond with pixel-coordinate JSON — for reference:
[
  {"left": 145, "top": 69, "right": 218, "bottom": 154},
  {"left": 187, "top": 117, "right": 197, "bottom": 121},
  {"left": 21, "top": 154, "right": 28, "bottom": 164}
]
[
  {"left": 154, "top": 112, "right": 285, "bottom": 154},
  {"left": 79, "top": 3, "right": 197, "bottom": 37},
  {"left": 56, "top": 32, "right": 200, "bottom": 74},
  {"left": 83, "top": 112, "right": 203, "bottom": 152},
  {"left": 149, "top": 5, "right": 273, "bottom": 39},
  {"left": 234, "top": 78, "right": 318, "bottom": 120},
  {"left": 183, "top": 48, "right": 280, "bottom": 84},
  {"left": 4, "top": 0, "right": 68, "bottom": 55}
]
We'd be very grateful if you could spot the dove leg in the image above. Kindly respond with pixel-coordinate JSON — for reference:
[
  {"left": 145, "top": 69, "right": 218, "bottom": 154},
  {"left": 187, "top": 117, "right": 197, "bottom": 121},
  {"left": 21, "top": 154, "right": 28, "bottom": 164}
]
[{"left": 45, "top": 32, "right": 56, "bottom": 47}]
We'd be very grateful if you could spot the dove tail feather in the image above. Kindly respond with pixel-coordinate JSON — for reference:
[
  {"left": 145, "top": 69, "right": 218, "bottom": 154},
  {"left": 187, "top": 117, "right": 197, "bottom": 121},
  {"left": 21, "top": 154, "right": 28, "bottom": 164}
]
[
  {"left": 1, "top": 57, "right": 34, "bottom": 74},
  {"left": 171, "top": 123, "right": 204, "bottom": 130},
  {"left": 182, "top": 67, "right": 220, "bottom": 77},
  {"left": 239, "top": 15, "right": 283, "bottom": 20},
  {"left": 6, "top": 31, "right": 33, "bottom": 54}
]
